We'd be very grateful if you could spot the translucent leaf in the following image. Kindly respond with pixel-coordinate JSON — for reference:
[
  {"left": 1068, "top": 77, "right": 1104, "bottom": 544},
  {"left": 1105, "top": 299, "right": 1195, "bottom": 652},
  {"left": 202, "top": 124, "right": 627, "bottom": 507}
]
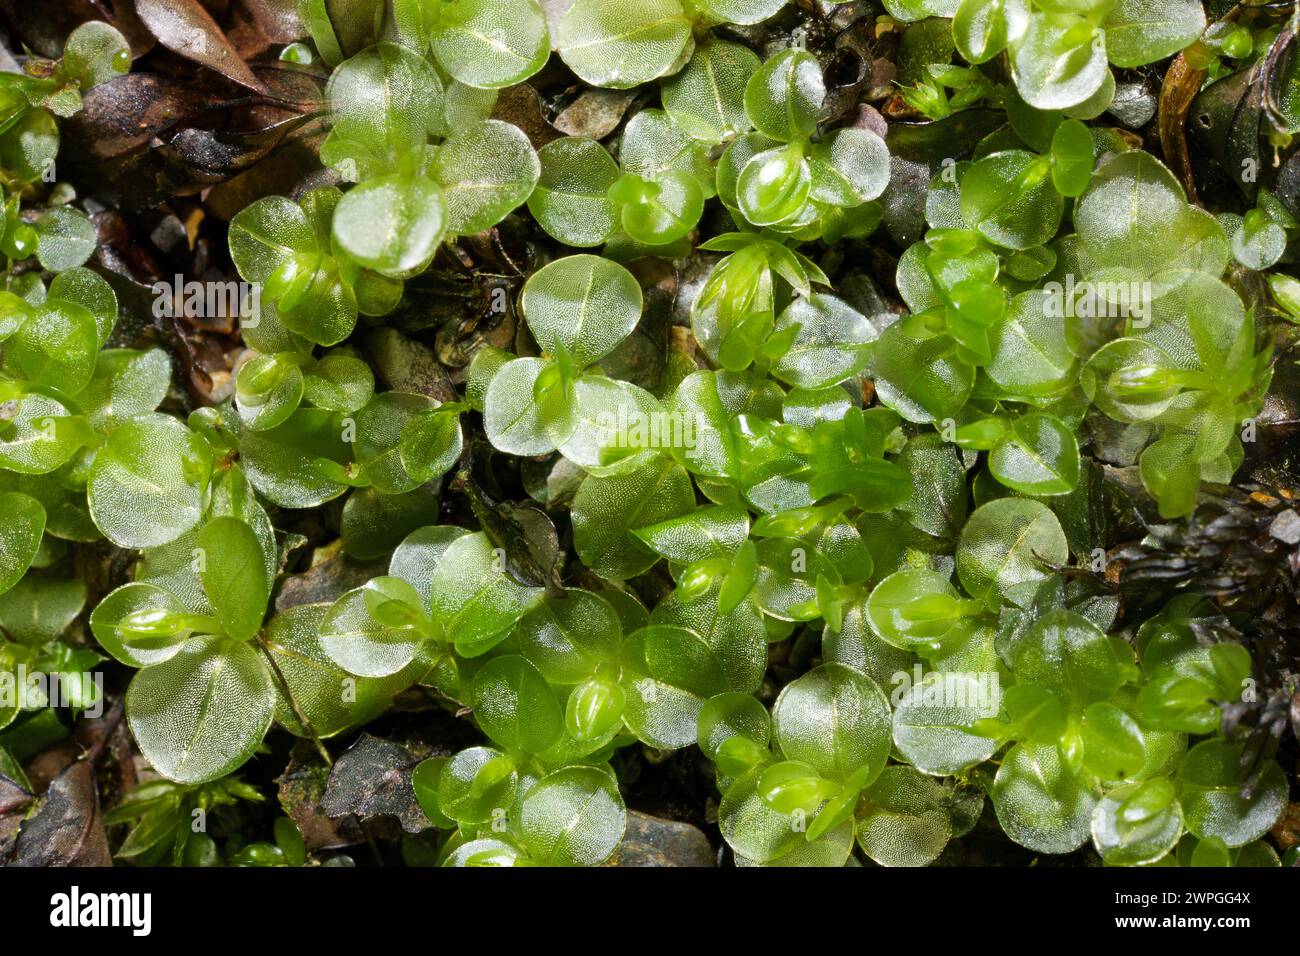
[
  {"left": 528, "top": 137, "right": 620, "bottom": 248},
  {"left": 318, "top": 579, "right": 425, "bottom": 678},
  {"left": 991, "top": 740, "right": 1096, "bottom": 853},
  {"left": 472, "top": 654, "right": 564, "bottom": 758},
  {"left": 433, "top": 120, "right": 540, "bottom": 236},
  {"left": 332, "top": 174, "right": 446, "bottom": 277},
  {"left": 1008, "top": 608, "right": 1122, "bottom": 708},
  {"left": 959, "top": 150, "right": 1062, "bottom": 250},
  {"left": 88, "top": 414, "right": 212, "bottom": 549},
  {"left": 33, "top": 207, "right": 96, "bottom": 272},
  {"left": 516, "top": 588, "right": 622, "bottom": 684},
  {"left": 1103, "top": 0, "right": 1205, "bottom": 69},
  {"left": 772, "top": 662, "right": 891, "bottom": 784},
  {"left": 1010, "top": 12, "right": 1109, "bottom": 111},
  {"left": 809, "top": 128, "right": 890, "bottom": 207},
  {"left": 522, "top": 254, "right": 643, "bottom": 367},
  {"left": 519, "top": 766, "right": 626, "bottom": 866},
  {"left": 482, "top": 357, "right": 575, "bottom": 456},
  {"left": 556, "top": 0, "right": 693, "bottom": 89},
  {"left": 988, "top": 412, "right": 1080, "bottom": 495},
  {"left": 239, "top": 408, "right": 351, "bottom": 509},
  {"left": 957, "top": 498, "right": 1068, "bottom": 608},
  {"left": 125, "top": 635, "right": 274, "bottom": 784},
  {"left": 892, "top": 671, "right": 999, "bottom": 775},
  {"left": 1177, "top": 740, "right": 1288, "bottom": 848},
  {"left": 195, "top": 516, "right": 270, "bottom": 642},
  {"left": 429, "top": 0, "right": 549, "bottom": 89},
  {"left": 661, "top": 40, "right": 759, "bottom": 145},
  {"left": 427, "top": 532, "right": 545, "bottom": 649},
  {"left": 743, "top": 47, "right": 824, "bottom": 143},
  {"left": 856, "top": 765, "right": 953, "bottom": 867},
  {"left": 0, "top": 492, "right": 45, "bottom": 596},
  {"left": 693, "top": 0, "right": 788, "bottom": 26},
  {"left": 633, "top": 505, "right": 749, "bottom": 564},
  {"left": 265, "top": 603, "right": 410, "bottom": 737},
  {"left": 572, "top": 456, "right": 696, "bottom": 579},
  {"left": 770, "top": 293, "right": 876, "bottom": 389},
  {"left": 5, "top": 300, "right": 99, "bottom": 394},
  {"left": 1090, "top": 778, "right": 1184, "bottom": 866}
]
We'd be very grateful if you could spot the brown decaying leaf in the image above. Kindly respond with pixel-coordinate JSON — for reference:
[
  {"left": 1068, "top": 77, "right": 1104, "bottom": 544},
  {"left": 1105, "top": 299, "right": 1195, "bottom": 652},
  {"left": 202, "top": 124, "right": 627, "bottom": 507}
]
[
  {"left": 1159, "top": 54, "right": 1207, "bottom": 204},
  {"left": 135, "top": 0, "right": 266, "bottom": 92},
  {"left": 319, "top": 734, "right": 428, "bottom": 835},
  {"left": 10, "top": 760, "right": 112, "bottom": 867}
]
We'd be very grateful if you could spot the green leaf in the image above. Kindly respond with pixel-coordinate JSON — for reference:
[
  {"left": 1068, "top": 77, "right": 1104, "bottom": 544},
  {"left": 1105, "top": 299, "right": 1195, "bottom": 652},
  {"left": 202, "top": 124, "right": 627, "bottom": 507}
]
[
  {"left": 333, "top": 174, "right": 446, "bottom": 277},
  {"left": 1010, "top": 11, "right": 1109, "bottom": 111},
  {"left": 195, "top": 517, "right": 271, "bottom": 642},
  {"left": 528, "top": 137, "right": 620, "bottom": 248},
  {"left": 808, "top": 128, "right": 891, "bottom": 208},
  {"left": 433, "top": 120, "right": 540, "bottom": 236},
  {"left": 959, "top": 151, "right": 1062, "bottom": 250},
  {"left": 856, "top": 765, "right": 953, "bottom": 867},
  {"left": 429, "top": 0, "right": 549, "bottom": 89},
  {"left": 318, "top": 579, "right": 426, "bottom": 679},
  {"left": 519, "top": 766, "right": 626, "bottom": 866},
  {"left": 1177, "top": 740, "right": 1288, "bottom": 848},
  {"left": 33, "top": 206, "right": 97, "bottom": 272},
  {"left": 264, "top": 603, "right": 409, "bottom": 737},
  {"left": 956, "top": 498, "right": 1068, "bottom": 608},
  {"left": 522, "top": 254, "right": 643, "bottom": 367},
  {"left": 769, "top": 293, "right": 876, "bottom": 389},
  {"left": 1008, "top": 608, "right": 1123, "bottom": 707},
  {"left": 125, "top": 635, "right": 274, "bottom": 784},
  {"left": 88, "top": 414, "right": 212, "bottom": 549},
  {"left": 892, "top": 671, "right": 999, "bottom": 775},
  {"left": 743, "top": 48, "right": 824, "bottom": 143},
  {"left": 5, "top": 300, "right": 99, "bottom": 394},
  {"left": 482, "top": 357, "right": 576, "bottom": 456},
  {"left": 1103, "top": 0, "right": 1205, "bottom": 69},
  {"left": 989, "top": 413, "right": 1080, "bottom": 495},
  {"left": 89, "top": 582, "right": 194, "bottom": 668},
  {"left": 633, "top": 505, "right": 750, "bottom": 564},
  {"left": 1090, "top": 777, "right": 1183, "bottom": 866},
  {"left": 516, "top": 588, "right": 622, "bottom": 684},
  {"left": 572, "top": 457, "right": 696, "bottom": 579},
  {"left": 0, "top": 492, "right": 45, "bottom": 596},
  {"left": 60, "top": 20, "right": 132, "bottom": 89},
  {"left": 1080, "top": 701, "right": 1146, "bottom": 782},
  {"left": 471, "top": 655, "right": 564, "bottom": 754},
  {"left": 556, "top": 0, "right": 693, "bottom": 90},
  {"left": 0, "top": 571, "right": 85, "bottom": 644},
  {"left": 427, "top": 532, "right": 544, "bottom": 649},
  {"left": 661, "top": 40, "right": 759, "bottom": 145},
  {"left": 992, "top": 740, "right": 1096, "bottom": 853},
  {"left": 772, "top": 662, "right": 891, "bottom": 784}
]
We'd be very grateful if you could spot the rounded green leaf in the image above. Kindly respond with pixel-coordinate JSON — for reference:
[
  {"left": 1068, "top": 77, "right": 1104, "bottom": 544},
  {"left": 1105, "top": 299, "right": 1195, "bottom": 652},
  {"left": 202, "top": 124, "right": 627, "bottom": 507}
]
[
  {"left": 857, "top": 765, "right": 953, "bottom": 867},
  {"left": 957, "top": 498, "right": 1068, "bottom": 608},
  {"left": 429, "top": 0, "right": 549, "bottom": 89},
  {"left": 519, "top": 766, "right": 626, "bottom": 866},
  {"left": 959, "top": 150, "right": 1062, "bottom": 251},
  {"left": 661, "top": 40, "right": 759, "bottom": 144},
  {"left": 482, "top": 357, "right": 575, "bottom": 456},
  {"left": 809, "top": 128, "right": 890, "bottom": 207},
  {"left": 433, "top": 120, "right": 540, "bottom": 236},
  {"left": 528, "top": 137, "right": 620, "bottom": 248},
  {"left": 772, "top": 662, "right": 891, "bottom": 784},
  {"left": 195, "top": 516, "right": 271, "bottom": 642},
  {"left": 989, "top": 413, "right": 1080, "bottom": 495},
  {"left": 471, "top": 655, "right": 564, "bottom": 754},
  {"left": 125, "top": 634, "right": 275, "bottom": 784},
  {"left": 892, "top": 671, "right": 999, "bottom": 775},
  {"left": 770, "top": 293, "right": 876, "bottom": 389},
  {"left": 332, "top": 174, "right": 446, "bottom": 277},
  {"left": 522, "top": 255, "right": 643, "bottom": 367},
  {"left": 743, "top": 47, "right": 824, "bottom": 143},
  {"left": 556, "top": 0, "right": 692, "bottom": 90},
  {"left": 572, "top": 457, "right": 696, "bottom": 580},
  {"left": 1090, "top": 778, "right": 1183, "bottom": 866},
  {"left": 992, "top": 740, "right": 1097, "bottom": 853},
  {"left": 0, "top": 492, "right": 45, "bottom": 596},
  {"left": 89, "top": 414, "right": 212, "bottom": 549},
  {"left": 1177, "top": 741, "right": 1288, "bottom": 848}
]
